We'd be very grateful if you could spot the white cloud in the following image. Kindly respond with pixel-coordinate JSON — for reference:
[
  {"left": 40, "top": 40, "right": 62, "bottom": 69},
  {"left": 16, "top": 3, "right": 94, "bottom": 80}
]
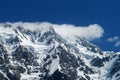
[
  {"left": 53, "top": 24, "right": 104, "bottom": 41},
  {"left": 107, "top": 36, "right": 119, "bottom": 42},
  {"left": 107, "top": 36, "right": 120, "bottom": 47},
  {"left": 4, "top": 22, "right": 104, "bottom": 41},
  {"left": 115, "top": 41, "right": 120, "bottom": 47}
]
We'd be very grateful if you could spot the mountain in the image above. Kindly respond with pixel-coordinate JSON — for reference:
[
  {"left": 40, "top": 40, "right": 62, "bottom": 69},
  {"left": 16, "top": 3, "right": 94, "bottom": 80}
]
[{"left": 0, "top": 22, "right": 119, "bottom": 80}]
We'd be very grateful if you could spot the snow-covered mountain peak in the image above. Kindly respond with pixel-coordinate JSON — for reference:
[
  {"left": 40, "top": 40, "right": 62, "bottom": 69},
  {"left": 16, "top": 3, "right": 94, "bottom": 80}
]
[{"left": 0, "top": 22, "right": 119, "bottom": 80}]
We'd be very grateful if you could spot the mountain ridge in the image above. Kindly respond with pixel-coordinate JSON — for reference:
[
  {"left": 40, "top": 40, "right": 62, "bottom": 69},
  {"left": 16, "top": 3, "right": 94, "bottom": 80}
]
[{"left": 0, "top": 22, "right": 119, "bottom": 80}]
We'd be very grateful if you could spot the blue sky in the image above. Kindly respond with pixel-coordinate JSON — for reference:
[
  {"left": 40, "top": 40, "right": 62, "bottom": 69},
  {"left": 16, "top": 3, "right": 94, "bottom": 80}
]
[{"left": 0, "top": 0, "right": 120, "bottom": 52}]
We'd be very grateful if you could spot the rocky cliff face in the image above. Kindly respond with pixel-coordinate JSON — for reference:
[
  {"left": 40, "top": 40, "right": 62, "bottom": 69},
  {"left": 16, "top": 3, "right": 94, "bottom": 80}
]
[{"left": 0, "top": 22, "right": 119, "bottom": 80}]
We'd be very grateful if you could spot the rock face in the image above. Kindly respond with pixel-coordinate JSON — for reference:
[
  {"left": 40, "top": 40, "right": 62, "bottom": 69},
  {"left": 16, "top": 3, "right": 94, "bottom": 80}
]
[{"left": 0, "top": 22, "right": 119, "bottom": 80}]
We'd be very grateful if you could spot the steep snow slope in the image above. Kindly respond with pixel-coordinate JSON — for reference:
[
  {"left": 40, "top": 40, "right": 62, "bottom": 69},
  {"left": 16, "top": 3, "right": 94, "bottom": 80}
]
[{"left": 0, "top": 22, "right": 119, "bottom": 80}]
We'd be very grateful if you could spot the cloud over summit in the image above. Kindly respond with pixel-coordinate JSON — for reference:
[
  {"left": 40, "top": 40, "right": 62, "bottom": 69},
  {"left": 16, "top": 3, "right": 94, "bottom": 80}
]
[
  {"left": 1, "top": 22, "right": 104, "bottom": 41},
  {"left": 52, "top": 23, "right": 104, "bottom": 41}
]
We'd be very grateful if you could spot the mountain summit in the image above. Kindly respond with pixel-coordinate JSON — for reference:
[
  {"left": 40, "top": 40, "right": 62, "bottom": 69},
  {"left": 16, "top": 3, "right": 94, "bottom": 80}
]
[{"left": 0, "top": 22, "right": 119, "bottom": 80}]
